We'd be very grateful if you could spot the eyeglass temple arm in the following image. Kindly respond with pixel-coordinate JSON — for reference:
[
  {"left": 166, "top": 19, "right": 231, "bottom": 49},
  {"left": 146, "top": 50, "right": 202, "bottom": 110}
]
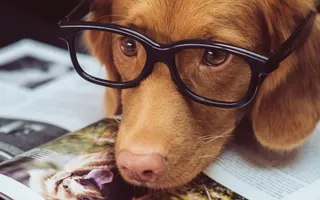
[
  {"left": 266, "top": 10, "right": 317, "bottom": 73},
  {"left": 59, "top": 0, "right": 92, "bottom": 24}
]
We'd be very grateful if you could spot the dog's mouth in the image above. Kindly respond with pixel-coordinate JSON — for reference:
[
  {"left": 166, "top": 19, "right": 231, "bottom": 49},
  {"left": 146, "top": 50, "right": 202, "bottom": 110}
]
[
  {"left": 118, "top": 164, "right": 197, "bottom": 190},
  {"left": 115, "top": 140, "right": 226, "bottom": 189},
  {"left": 119, "top": 168, "right": 161, "bottom": 188},
  {"left": 118, "top": 172, "right": 164, "bottom": 189}
]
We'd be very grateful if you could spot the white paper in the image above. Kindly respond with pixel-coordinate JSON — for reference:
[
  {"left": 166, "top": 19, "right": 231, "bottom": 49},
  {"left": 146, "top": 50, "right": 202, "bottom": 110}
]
[
  {"left": 204, "top": 125, "right": 320, "bottom": 200},
  {"left": 0, "top": 39, "right": 106, "bottom": 131},
  {"left": 0, "top": 175, "right": 45, "bottom": 200}
]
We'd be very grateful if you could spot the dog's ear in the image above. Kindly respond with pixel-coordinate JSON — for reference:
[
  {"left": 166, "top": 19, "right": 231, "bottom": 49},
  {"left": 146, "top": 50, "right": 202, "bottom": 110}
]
[
  {"left": 84, "top": 0, "right": 122, "bottom": 116},
  {"left": 251, "top": 1, "right": 320, "bottom": 151}
]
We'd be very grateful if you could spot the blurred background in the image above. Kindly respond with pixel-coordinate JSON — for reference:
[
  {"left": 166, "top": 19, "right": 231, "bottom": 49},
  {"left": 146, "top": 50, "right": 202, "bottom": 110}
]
[{"left": 0, "top": 0, "right": 79, "bottom": 48}]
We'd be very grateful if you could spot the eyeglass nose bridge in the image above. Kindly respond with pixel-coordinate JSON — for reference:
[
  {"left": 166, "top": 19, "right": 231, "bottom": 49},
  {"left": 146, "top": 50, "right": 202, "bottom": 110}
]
[{"left": 144, "top": 47, "right": 180, "bottom": 82}]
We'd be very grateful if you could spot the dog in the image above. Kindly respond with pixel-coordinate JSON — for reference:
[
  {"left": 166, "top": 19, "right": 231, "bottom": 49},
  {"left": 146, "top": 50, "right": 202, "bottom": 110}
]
[
  {"left": 83, "top": 0, "right": 320, "bottom": 189},
  {"left": 28, "top": 152, "right": 133, "bottom": 200}
]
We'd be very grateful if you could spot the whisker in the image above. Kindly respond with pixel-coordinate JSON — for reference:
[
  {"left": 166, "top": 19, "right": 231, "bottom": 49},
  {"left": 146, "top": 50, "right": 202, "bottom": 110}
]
[
  {"left": 204, "top": 132, "right": 232, "bottom": 145},
  {"left": 197, "top": 121, "right": 241, "bottom": 143},
  {"left": 197, "top": 155, "right": 216, "bottom": 159}
]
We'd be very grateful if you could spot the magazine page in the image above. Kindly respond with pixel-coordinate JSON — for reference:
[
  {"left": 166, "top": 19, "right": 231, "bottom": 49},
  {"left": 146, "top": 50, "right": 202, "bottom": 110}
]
[
  {"left": 204, "top": 124, "right": 320, "bottom": 200},
  {"left": 0, "top": 39, "right": 105, "bottom": 162},
  {"left": 0, "top": 119, "right": 247, "bottom": 200}
]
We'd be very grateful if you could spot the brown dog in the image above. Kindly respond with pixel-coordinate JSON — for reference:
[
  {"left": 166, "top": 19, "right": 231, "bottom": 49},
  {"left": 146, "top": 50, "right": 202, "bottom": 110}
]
[{"left": 84, "top": 0, "right": 320, "bottom": 189}]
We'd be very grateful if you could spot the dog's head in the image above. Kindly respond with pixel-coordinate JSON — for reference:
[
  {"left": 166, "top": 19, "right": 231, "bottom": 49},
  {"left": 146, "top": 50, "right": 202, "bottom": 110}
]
[{"left": 84, "top": 0, "right": 320, "bottom": 189}]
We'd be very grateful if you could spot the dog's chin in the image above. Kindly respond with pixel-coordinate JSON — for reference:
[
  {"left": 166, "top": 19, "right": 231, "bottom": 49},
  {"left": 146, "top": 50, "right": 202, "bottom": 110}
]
[
  {"left": 121, "top": 178, "right": 167, "bottom": 189},
  {"left": 118, "top": 170, "right": 186, "bottom": 189},
  {"left": 117, "top": 163, "right": 206, "bottom": 190}
]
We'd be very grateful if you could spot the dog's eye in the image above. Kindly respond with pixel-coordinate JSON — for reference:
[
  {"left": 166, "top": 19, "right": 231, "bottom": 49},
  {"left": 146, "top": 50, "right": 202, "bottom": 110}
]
[
  {"left": 120, "top": 37, "right": 138, "bottom": 57},
  {"left": 63, "top": 185, "right": 69, "bottom": 189},
  {"left": 203, "top": 49, "right": 229, "bottom": 66}
]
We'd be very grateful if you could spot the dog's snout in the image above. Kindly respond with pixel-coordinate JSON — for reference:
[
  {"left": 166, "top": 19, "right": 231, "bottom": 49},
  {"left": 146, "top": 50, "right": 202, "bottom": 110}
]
[{"left": 118, "top": 150, "right": 166, "bottom": 183}]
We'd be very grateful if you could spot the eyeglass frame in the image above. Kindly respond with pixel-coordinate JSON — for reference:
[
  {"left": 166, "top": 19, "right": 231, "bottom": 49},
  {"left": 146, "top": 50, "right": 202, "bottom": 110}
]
[{"left": 58, "top": 0, "right": 317, "bottom": 108}]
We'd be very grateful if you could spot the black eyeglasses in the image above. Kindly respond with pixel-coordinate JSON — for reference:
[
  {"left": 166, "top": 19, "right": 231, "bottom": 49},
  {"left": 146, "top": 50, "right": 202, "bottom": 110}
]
[{"left": 59, "top": 0, "right": 316, "bottom": 108}]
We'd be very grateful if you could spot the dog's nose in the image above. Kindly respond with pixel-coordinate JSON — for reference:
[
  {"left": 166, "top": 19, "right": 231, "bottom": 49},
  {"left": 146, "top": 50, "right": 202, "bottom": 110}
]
[{"left": 118, "top": 150, "right": 166, "bottom": 182}]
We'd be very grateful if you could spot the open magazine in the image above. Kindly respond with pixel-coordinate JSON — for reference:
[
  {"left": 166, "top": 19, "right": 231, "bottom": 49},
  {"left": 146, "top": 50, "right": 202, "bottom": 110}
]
[
  {"left": 0, "top": 119, "right": 246, "bottom": 200},
  {"left": 1, "top": 40, "right": 319, "bottom": 200},
  {"left": 0, "top": 118, "right": 319, "bottom": 200}
]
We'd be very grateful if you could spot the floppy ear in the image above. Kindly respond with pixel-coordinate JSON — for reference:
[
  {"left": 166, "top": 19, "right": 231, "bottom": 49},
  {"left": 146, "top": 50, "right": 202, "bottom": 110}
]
[
  {"left": 251, "top": 1, "right": 320, "bottom": 151},
  {"left": 84, "top": 0, "right": 122, "bottom": 116}
]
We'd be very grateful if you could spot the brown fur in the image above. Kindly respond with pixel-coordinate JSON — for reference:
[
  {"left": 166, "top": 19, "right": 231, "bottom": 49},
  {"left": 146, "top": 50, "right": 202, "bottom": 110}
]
[{"left": 84, "top": 0, "right": 320, "bottom": 189}]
